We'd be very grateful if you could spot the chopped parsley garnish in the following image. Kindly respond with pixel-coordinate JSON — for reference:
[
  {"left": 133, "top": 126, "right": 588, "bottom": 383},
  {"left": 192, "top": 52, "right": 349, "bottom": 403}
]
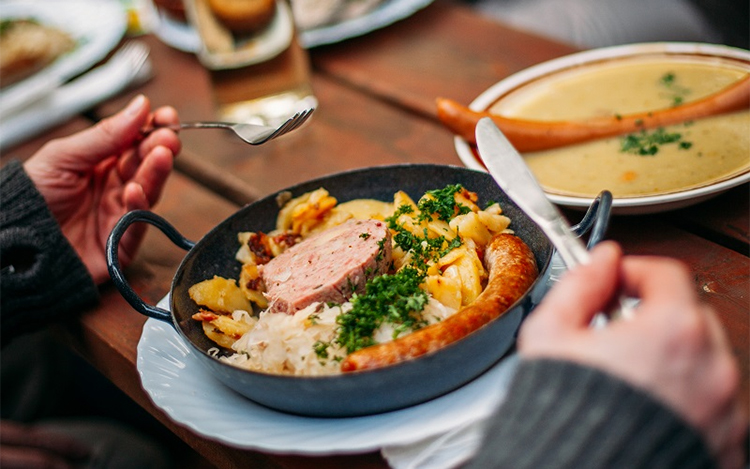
[
  {"left": 417, "top": 184, "right": 471, "bottom": 222},
  {"left": 386, "top": 223, "right": 461, "bottom": 272},
  {"left": 679, "top": 141, "right": 693, "bottom": 150},
  {"left": 394, "top": 204, "right": 414, "bottom": 217},
  {"left": 313, "top": 340, "right": 329, "bottom": 358},
  {"left": 376, "top": 237, "right": 387, "bottom": 261},
  {"left": 620, "top": 127, "right": 693, "bottom": 156},
  {"left": 659, "top": 72, "right": 691, "bottom": 107},
  {"left": 660, "top": 72, "right": 676, "bottom": 86},
  {"left": 385, "top": 184, "right": 468, "bottom": 271},
  {"left": 0, "top": 19, "right": 39, "bottom": 36},
  {"left": 0, "top": 20, "right": 12, "bottom": 35},
  {"left": 334, "top": 267, "right": 429, "bottom": 353},
  {"left": 321, "top": 184, "right": 477, "bottom": 357}
]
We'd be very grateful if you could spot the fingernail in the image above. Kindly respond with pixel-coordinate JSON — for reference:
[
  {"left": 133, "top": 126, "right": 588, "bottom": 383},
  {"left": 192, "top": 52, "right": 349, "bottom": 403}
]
[{"left": 125, "top": 94, "right": 146, "bottom": 115}]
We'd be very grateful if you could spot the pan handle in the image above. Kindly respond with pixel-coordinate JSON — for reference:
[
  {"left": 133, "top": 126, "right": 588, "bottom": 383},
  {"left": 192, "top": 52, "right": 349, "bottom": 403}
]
[
  {"left": 106, "top": 210, "right": 195, "bottom": 322},
  {"left": 571, "top": 190, "right": 613, "bottom": 248},
  {"left": 527, "top": 190, "right": 613, "bottom": 312}
]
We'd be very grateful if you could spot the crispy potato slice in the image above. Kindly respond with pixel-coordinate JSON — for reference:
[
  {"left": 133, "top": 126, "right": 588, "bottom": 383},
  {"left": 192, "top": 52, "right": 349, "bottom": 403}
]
[
  {"left": 202, "top": 320, "right": 236, "bottom": 349},
  {"left": 335, "top": 199, "right": 394, "bottom": 220},
  {"left": 193, "top": 310, "right": 256, "bottom": 348},
  {"left": 450, "top": 212, "right": 493, "bottom": 246},
  {"left": 275, "top": 188, "right": 337, "bottom": 236},
  {"left": 477, "top": 206, "right": 511, "bottom": 234},
  {"left": 424, "top": 267, "right": 463, "bottom": 310},
  {"left": 239, "top": 263, "right": 269, "bottom": 308},
  {"left": 188, "top": 276, "right": 252, "bottom": 313},
  {"left": 434, "top": 245, "right": 485, "bottom": 306}
]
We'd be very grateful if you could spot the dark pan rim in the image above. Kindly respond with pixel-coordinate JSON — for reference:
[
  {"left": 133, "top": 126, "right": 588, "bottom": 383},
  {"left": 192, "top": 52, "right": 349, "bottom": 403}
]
[{"left": 168, "top": 163, "right": 553, "bottom": 381}]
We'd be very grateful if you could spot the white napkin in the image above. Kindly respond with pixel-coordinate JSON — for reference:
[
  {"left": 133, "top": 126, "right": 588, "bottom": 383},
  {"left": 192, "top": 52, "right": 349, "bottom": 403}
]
[
  {"left": 0, "top": 43, "right": 153, "bottom": 151},
  {"left": 380, "top": 354, "right": 519, "bottom": 469}
]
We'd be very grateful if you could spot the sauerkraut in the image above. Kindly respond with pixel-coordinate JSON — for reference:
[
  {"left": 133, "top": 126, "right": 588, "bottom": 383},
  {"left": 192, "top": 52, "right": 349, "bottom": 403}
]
[{"left": 219, "top": 297, "right": 455, "bottom": 375}]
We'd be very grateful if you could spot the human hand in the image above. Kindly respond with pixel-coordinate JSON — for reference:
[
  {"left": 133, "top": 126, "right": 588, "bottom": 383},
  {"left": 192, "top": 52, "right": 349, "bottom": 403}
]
[
  {"left": 518, "top": 241, "right": 747, "bottom": 469},
  {"left": 23, "top": 94, "right": 181, "bottom": 285},
  {"left": 0, "top": 420, "right": 90, "bottom": 469}
]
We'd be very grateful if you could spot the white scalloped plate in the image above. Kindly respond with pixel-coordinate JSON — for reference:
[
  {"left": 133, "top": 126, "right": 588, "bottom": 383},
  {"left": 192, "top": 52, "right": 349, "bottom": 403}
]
[
  {"left": 137, "top": 244, "right": 568, "bottom": 455},
  {"left": 137, "top": 247, "right": 568, "bottom": 454},
  {"left": 137, "top": 303, "right": 520, "bottom": 455},
  {"left": 454, "top": 42, "right": 750, "bottom": 215}
]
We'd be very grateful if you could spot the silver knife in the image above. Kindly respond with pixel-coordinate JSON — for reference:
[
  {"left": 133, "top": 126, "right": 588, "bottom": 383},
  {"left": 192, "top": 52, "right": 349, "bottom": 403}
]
[
  {"left": 475, "top": 117, "right": 635, "bottom": 320},
  {"left": 475, "top": 117, "right": 590, "bottom": 268}
]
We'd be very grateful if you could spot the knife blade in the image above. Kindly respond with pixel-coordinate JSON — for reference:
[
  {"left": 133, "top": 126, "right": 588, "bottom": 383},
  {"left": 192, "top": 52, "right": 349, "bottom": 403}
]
[
  {"left": 475, "top": 117, "right": 635, "bottom": 320},
  {"left": 475, "top": 117, "right": 590, "bottom": 269}
]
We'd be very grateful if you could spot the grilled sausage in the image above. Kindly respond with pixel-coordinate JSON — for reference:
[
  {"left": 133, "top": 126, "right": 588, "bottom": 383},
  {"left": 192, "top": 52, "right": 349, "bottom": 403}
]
[
  {"left": 436, "top": 74, "right": 750, "bottom": 151},
  {"left": 340, "top": 233, "right": 538, "bottom": 372}
]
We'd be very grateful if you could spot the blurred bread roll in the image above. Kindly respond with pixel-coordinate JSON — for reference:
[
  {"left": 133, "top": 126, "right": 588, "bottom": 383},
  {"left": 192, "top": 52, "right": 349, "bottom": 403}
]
[
  {"left": 0, "top": 19, "right": 76, "bottom": 88},
  {"left": 207, "top": 0, "right": 277, "bottom": 34}
]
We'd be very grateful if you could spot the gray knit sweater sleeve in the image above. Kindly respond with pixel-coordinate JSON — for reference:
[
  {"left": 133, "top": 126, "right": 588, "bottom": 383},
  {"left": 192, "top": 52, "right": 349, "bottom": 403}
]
[
  {"left": 0, "top": 160, "right": 99, "bottom": 345},
  {"left": 466, "top": 358, "right": 716, "bottom": 469}
]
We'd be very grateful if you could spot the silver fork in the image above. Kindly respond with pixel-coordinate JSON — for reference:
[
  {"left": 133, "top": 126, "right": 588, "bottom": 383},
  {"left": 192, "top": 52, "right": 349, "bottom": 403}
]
[
  {"left": 118, "top": 41, "right": 152, "bottom": 79},
  {"left": 144, "top": 108, "right": 315, "bottom": 145}
]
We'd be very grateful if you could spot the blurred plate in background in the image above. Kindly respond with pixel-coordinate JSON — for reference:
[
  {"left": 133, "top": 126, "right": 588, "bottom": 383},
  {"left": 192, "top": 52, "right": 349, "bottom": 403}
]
[
  {"left": 151, "top": 0, "right": 434, "bottom": 50},
  {"left": 0, "top": 0, "right": 127, "bottom": 114},
  {"left": 298, "top": 0, "right": 433, "bottom": 47}
]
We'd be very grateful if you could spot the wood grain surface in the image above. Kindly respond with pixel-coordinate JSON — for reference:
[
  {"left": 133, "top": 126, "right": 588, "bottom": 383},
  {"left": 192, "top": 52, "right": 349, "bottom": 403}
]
[{"left": 3, "top": 1, "right": 747, "bottom": 467}]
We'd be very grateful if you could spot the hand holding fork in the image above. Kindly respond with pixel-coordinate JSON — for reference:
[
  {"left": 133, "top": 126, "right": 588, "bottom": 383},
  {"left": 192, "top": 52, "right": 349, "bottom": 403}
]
[{"left": 142, "top": 108, "right": 315, "bottom": 145}]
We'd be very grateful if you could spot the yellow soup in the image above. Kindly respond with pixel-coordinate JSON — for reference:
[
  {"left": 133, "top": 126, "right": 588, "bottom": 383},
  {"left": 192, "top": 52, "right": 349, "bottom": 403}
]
[{"left": 490, "top": 57, "right": 750, "bottom": 198}]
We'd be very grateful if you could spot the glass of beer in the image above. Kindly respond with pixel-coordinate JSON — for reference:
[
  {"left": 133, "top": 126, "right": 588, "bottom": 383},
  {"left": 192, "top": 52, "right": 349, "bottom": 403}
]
[{"left": 183, "top": 0, "right": 317, "bottom": 126}]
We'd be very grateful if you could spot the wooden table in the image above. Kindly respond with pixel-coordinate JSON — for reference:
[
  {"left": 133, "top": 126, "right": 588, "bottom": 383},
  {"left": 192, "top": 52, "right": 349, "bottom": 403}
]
[{"left": 3, "top": 1, "right": 748, "bottom": 467}]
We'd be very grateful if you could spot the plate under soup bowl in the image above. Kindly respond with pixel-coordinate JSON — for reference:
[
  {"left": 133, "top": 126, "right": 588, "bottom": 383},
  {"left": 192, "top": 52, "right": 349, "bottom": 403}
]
[{"left": 454, "top": 42, "right": 750, "bottom": 215}]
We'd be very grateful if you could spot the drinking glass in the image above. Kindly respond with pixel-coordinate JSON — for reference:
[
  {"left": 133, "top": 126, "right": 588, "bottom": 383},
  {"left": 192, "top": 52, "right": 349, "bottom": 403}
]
[{"left": 183, "top": 0, "right": 317, "bottom": 126}]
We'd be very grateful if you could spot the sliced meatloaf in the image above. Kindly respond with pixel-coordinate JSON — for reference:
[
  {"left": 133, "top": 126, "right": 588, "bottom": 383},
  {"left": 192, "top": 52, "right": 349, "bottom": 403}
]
[{"left": 260, "top": 219, "right": 392, "bottom": 314}]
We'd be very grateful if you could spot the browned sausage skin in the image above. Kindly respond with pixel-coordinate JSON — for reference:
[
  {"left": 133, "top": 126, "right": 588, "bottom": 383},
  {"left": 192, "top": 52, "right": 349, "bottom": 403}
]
[
  {"left": 436, "top": 74, "right": 750, "bottom": 151},
  {"left": 340, "top": 233, "right": 539, "bottom": 372}
]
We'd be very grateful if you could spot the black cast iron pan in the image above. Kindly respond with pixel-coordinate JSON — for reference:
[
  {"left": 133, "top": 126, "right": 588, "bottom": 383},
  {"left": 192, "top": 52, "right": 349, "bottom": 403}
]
[{"left": 107, "top": 164, "right": 611, "bottom": 417}]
